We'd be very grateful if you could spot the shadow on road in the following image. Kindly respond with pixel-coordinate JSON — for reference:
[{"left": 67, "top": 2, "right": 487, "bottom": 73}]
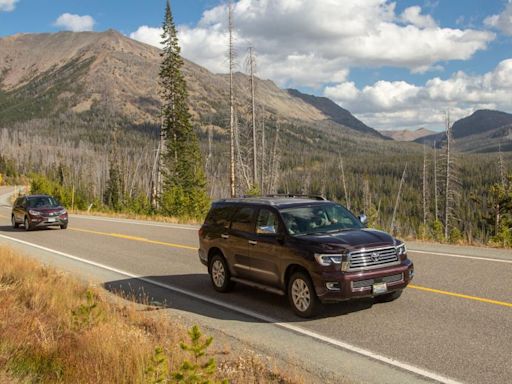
[
  {"left": 104, "top": 274, "right": 375, "bottom": 323},
  {"left": 0, "top": 225, "right": 59, "bottom": 233}
]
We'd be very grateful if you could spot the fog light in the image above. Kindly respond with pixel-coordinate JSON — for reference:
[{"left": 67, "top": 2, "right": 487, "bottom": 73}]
[{"left": 326, "top": 282, "right": 341, "bottom": 291}]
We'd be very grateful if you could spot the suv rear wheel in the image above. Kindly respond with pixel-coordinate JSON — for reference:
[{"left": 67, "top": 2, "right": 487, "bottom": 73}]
[
  {"left": 288, "top": 271, "right": 321, "bottom": 318},
  {"left": 11, "top": 215, "right": 19, "bottom": 229},
  {"left": 209, "top": 254, "right": 234, "bottom": 292}
]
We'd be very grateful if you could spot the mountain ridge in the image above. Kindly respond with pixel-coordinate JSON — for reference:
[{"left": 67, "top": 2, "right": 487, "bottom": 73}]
[{"left": 0, "top": 30, "right": 381, "bottom": 140}]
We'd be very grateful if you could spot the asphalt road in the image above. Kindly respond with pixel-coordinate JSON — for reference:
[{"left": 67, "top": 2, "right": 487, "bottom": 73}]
[{"left": 1, "top": 186, "right": 511, "bottom": 384}]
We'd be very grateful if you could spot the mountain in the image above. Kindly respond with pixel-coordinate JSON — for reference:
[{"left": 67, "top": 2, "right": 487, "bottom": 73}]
[
  {"left": 286, "top": 89, "right": 385, "bottom": 139},
  {"left": 415, "top": 110, "right": 512, "bottom": 152},
  {"left": 0, "top": 30, "right": 380, "bottom": 140},
  {"left": 380, "top": 127, "right": 436, "bottom": 141}
]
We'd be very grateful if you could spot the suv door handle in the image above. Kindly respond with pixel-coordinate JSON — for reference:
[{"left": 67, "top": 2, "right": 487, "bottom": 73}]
[
  {"left": 221, "top": 234, "right": 229, "bottom": 239},
  {"left": 248, "top": 240, "right": 257, "bottom": 245}
]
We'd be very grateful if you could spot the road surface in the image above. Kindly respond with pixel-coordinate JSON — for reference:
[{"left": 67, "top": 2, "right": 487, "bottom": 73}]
[{"left": 1, "top": 186, "right": 511, "bottom": 384}]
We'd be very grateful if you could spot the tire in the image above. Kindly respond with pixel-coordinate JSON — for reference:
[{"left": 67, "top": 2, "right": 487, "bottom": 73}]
[
  {"left": 12, "top": 215, "right": 19, "bottom": 229},
  {"left": 374, "top": 290, "right": 402, "bottom": 303},
  {"left": 287, "top": 271, "right": 321, "bottom": 318},
  {"left": 209, "top": 254, "right": 234, "bottom": 293},
  {"left": 60, "top": 224, "right": 68, "bottom": 230},
  {"left": 24, "top": 216, "right": 33, "bottom": 231}
]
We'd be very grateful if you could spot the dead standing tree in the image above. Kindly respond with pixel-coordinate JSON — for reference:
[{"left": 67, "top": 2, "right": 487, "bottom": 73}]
[
  {"left": 247, "top": 46, "right": 258, "bottom": 188},
  {"left": 443, "top": 111, "right": 458, "bottom": 240},
  {"left": 228, "top": 0, "right": 236, "bottom": 197},
  {"left": 390, "top": 163, "right": 407, "bottom": 234},
  {"left": 422, "top": 144, "right": 429, "bottom": 235}
]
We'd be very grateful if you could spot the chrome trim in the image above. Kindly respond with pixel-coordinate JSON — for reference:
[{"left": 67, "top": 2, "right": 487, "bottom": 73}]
[{"left": 348, "top": 246, "right": 400, "bottom": 271}]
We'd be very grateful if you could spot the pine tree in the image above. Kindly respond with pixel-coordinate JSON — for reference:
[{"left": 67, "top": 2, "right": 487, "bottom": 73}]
[
  {"left": 104, "top": 127, "right": 123, "bottom": 211},
  {"left": 159, "top": 0, "right": 209, "bottom": 218}
]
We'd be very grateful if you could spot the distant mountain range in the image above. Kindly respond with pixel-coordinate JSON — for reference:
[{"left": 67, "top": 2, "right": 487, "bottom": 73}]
[
  {"left": 380, "top": 127, "right": 436, "bottom": 141},
  {"left": 286, "top": 89, "right": 386, "bottom": 139},
  {"left": 0, "top": 30, "right": 382, "bottom": 140},
  {"left": 0, "top": 30, "right": 511, "bottom": 152},
  {"left": 415, "top": 110, "right": 512, "bottom": 152}
]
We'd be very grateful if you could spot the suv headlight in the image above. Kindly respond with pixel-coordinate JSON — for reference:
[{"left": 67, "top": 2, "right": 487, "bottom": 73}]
[
  {"left": 314, "top": 253, "right": 343, "bottom": 266},
  {"left": 29, "top": 210, "right": 41, "bottom": 216},
  {"left": 396, "top": 243, "right": 407, "bottom": 257},
  {"left": 58, "top": 209, "right": 67, "bottom": 216}
]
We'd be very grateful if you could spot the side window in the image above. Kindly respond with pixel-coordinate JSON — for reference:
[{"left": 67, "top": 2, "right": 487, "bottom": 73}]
[
  {"left": 256, "top": 209, "right": 279, "bottom": 235},
  {"left": 231, "top": 207, "right": 255, "bottom": 233},
  {"left": 206, "top": 206, "right": 235, "bottom": 228},
  {"left": 14, "top": 198, "right": 21, "bottom": 207}
]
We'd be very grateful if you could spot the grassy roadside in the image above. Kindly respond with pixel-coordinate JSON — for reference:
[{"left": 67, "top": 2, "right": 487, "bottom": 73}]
[{"left": 0, "top": 246, "right": 302, "bottom": 384}]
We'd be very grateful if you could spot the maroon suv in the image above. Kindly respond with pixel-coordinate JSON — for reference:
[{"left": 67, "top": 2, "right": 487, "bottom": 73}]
[
  {"left": 12, "top": 194, "right": 68, "bottom": 231},
  {"left": 198, "top": 196, "right": 414, "bottom": 317}
]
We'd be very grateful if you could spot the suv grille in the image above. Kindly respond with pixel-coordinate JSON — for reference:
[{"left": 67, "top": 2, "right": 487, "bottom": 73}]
[
  {"left": 352, "top": 273, "right": 403, "bottom": 289},
  {"left": 348, "top": 246, "right": 399, "bottom": 271}
]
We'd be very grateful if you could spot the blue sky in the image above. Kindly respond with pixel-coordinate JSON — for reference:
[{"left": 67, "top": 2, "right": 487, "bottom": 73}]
[{"left": 2, "top": 0, "right": 512, "bottom": 131}]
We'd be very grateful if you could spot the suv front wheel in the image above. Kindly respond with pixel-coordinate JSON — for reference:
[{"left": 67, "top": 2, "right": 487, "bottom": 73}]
[
  {"left": 209, "top": 254, "right": 234, "bottom": 292},
  {"left": 288, "top": 271, "right": 321, "bottom": 318}
]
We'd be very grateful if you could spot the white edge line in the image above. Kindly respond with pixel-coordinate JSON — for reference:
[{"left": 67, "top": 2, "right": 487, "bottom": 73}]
[
  {"left": 0, "top": 233, "right": 461, "bottom": 384},
  {"left": 69, "top": 214, "right": 199, "bottom": 231},
  {"left": 409, "top": 249, "right": 512, "bottom": 264}
]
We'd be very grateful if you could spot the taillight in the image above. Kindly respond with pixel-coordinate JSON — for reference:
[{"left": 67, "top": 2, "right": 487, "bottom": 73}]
[{"left": 198, "top": 227, "right": 204, "bottom": 237}]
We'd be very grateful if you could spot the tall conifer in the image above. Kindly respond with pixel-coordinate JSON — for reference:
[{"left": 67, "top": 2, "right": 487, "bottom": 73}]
[{"left": 159, "top": 0, "right": 209, "bottom": 217}]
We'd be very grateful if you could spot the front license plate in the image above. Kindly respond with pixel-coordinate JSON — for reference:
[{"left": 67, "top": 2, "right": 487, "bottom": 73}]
[
  {"left": 47, "top": 218, "right": 56, "bottom": 223},
  {"left": 373, "top": 282, "right": 387, "bottom": 295}
]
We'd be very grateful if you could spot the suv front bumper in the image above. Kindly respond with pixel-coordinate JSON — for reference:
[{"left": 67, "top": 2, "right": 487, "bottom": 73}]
[{"left": 312, "top": 259, "right": 414, "bottom": 303}]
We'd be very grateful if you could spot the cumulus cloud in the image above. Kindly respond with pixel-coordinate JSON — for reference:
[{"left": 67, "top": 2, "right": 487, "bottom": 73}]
[
  {"left": 484, "top": 1, "right": 512, "bottom": 35},
  {"left": 400, "top": 6, "right": 437, "bottom": 28},
  {"left": 129, "top": 0, "right": 494, "bottom": 87},
  {"left": 325, "top": 59, "right": 512, "bottom": 130},
  {"left": 54, "top": 13, "right": 95, "bottom": 32},
  {"left": 0, "top": 0, "right": 18, "bottom": 12}
]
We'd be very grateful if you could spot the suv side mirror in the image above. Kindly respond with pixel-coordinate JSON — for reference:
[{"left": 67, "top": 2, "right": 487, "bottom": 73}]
[{"left": 358, "top": 213, "right": 368, "bottom": 225}]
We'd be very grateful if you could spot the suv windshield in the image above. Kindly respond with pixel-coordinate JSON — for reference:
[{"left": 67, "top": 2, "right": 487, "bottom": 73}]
[
  {"left": 26, "top": 196, "right": 60, "bottom": 209},
  {"left": 280, "top": 203, "right": 362, "bottom": 235}
]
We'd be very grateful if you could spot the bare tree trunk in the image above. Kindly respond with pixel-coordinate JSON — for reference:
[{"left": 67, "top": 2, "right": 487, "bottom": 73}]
[
  {"left": 154, "top": 113, "right": 164, "bottom": 209},
  {"left": 391, "top": 163, "right": 407, "bottom": 234},
  {"left": 248, "top": 47, "right": 258, "bottom": 187},
  {"left": 228, "top": 1, "right": 236, "bottom": 197},
  {"left": 422, "top": 144, "right": 428, "bottom": 229},
  {"left": 444, "top": 112, "right": 452, "bottom": 240},
  {"left": 498, "top": 142, "right": 506, "bottom": 188},
  {"left": 433, "top": 141, "right": 438, "bottom": 221},
  {"left": 339, "top": 157, "right": 350, "bottom": 209},
  {"left": 260, "top": 115, "right": 265, "bottom": 193},
  {"left": 269, "top": 122, "right": 280, "bottom": 193}
]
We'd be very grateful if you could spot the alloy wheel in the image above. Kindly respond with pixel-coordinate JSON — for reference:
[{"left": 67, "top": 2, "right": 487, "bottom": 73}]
[
  {"left": 291, "top": 278, "right": 311, "bottom": 312},
  {"left": 211, "top": 259, "right": 226, "bottom": 288}
]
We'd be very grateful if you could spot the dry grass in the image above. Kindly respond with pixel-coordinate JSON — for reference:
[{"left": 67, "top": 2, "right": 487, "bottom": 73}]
[
  {"left": 72, "top": 210, "right": 201, "bottom": 225},
  {"left": 0, "top": 246, "right": 303, "bottom": 384}
]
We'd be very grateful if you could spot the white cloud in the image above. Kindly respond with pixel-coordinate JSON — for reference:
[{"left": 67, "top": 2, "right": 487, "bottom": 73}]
[
  {"left": 129, "top": 0, "right": 494, "bottom": 88},
  {"left": 0, "top": 0, "right": 18, "bottom": 12},
  {"left": 400, "top": 6, "right": 437, "bottom": 28},
  {"left": 484, "top": 1, "right": 512, "bottom": 35},
  {"left": 129, "top": 26, "right": 162, "bottom": 47},
  {"left": 325, "top": 59, "right": 512, "bottom": 130},
  {"left": 54, "top": 13, "right": 95, "bottom": 32}
]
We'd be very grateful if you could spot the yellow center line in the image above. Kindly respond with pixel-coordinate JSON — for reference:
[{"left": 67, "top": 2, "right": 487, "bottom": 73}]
[
  {"left": 69, "top": 227, "right": 197, "bottom": 251},
  {"left": 409, "top": 284, "right": 512, "bottom": 308},
  {"left": 69, "top": 227, "right": 510, "bottom": 309}
]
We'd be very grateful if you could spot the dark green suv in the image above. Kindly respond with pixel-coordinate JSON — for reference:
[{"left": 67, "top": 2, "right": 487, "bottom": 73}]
[{"left": 198, "top": 196, "right": 414, "bottom": 317}]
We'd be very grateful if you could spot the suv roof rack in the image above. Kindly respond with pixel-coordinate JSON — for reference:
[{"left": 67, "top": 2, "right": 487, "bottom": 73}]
[{"left": 261, "top": 194, "right": 327, "bottom": 201}]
